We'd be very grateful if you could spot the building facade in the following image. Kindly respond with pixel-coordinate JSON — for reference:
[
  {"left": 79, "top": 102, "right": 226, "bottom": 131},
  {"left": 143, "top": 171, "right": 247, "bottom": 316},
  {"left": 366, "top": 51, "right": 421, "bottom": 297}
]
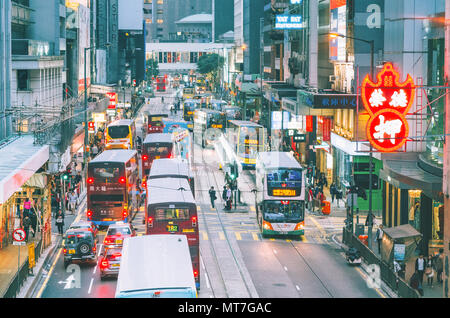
[{"left": 0, "top": 0, "right": 12, "bottom": 142}]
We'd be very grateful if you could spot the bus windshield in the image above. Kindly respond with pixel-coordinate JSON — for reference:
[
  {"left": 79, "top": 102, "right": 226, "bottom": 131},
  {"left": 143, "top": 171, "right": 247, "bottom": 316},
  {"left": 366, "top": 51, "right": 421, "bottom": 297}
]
[
  {"left": 267, "top": 169, "right": 302, "bottom": 185},
  {"left": 154, "top": 208, "right": 190, "bottom": 220},
  {"left": 238, "top": 144, "right": 258, "bottom": 156},
  {"left": 90, "top": 164, "right": 124, "bottom": 183},
  {"left": 108, "top": 126, "right": 130, "bottom": 139},
  {"left": 263, "top": 201, "right": 304, "bottom": 222},
  {"left": 145, "top": 144, "right": 172, "bottom": 157},
  {"left": 239, "top": 126, "right": 262, "bottom": 143},
  {"left": 183, "top": 88, "right": 195, "bottom": 94}
]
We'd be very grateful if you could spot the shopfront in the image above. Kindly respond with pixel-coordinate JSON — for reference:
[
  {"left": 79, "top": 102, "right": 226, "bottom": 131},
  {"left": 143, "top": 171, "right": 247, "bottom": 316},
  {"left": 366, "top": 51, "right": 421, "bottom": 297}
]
[{"left": 380, "top": 153, "right": 443, "bottom": 256}]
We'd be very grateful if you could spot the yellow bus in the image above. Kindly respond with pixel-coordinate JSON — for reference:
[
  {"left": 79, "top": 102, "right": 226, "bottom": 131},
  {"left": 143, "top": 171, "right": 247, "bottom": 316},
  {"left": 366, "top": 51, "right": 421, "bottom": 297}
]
[
  {"left": 182, "top": 87, "right": 195, "bottom": 100},
  {"left": 105, "top": 119, "right": 136, "bottom": 150}
]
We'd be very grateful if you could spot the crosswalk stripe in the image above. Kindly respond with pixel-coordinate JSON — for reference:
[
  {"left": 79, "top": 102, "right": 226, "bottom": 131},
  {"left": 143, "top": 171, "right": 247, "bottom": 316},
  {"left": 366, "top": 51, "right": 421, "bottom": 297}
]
[
  {"left": 201, "top": 231, "right": 208, "bottom": 241},
  {"left": 235, "top": 232, "right": 242, "bottom": 241},
  {"left": 252, "top": 233, "right": 259, "bottom": 241},
  {"left": 250, "top": 206, "right": 256, "bottom": 212},
  {"left": 218, "top": 232, "right": 225, "bottom": 240}
]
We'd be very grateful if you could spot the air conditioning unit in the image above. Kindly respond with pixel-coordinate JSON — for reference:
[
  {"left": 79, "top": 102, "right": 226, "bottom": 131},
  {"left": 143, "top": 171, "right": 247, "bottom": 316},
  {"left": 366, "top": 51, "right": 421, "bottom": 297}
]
[{"left": 329, "top": 75, "right": 338, "bottom": 82}]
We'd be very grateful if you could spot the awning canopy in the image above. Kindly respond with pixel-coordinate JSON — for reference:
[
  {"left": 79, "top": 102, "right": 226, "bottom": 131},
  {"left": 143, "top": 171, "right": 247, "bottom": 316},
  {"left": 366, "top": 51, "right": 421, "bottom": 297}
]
[{"left": 383, "top": 224, "right": 422, "bottom": 240}]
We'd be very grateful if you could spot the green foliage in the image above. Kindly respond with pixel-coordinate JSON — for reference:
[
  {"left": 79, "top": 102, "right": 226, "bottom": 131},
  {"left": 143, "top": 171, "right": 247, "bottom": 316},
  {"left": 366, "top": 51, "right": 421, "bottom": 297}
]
[
  {"left": 146, "top": 58, "right": 159, "bottom": 78},
  {"left": 196, "top": 53, "right": 224, "bottom": 75}
]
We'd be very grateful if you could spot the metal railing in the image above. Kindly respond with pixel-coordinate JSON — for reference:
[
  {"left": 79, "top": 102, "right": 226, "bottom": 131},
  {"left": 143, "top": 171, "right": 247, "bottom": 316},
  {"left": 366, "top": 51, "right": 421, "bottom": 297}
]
[{"left": 342, "top": 228, "right": 420, "bottom": 298}]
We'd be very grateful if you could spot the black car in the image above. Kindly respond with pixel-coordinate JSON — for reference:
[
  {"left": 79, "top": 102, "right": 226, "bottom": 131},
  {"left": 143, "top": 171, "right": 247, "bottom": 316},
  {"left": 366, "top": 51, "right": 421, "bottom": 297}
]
[{"left": 63, "top": 228, "right": 98, "bottom": 267}]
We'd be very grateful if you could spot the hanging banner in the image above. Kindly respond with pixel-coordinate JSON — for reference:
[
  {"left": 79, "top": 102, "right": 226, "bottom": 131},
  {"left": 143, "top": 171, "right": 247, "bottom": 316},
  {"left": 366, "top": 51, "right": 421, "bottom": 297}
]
[
  {"left": 306, "top": 115, "right": 313, "bottom": 132},
  {"left": 361, "top": 62, "right": 415, "bottom": 152},
  {"left": 323, "top": 118, "right": 331, "bottom": 141}
]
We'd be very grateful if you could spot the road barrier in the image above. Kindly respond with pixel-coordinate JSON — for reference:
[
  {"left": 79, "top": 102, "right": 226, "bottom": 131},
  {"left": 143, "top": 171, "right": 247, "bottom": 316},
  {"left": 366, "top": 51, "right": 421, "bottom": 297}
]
[{"left": 343, "top": 228, "right": 419, "bottom": 298}]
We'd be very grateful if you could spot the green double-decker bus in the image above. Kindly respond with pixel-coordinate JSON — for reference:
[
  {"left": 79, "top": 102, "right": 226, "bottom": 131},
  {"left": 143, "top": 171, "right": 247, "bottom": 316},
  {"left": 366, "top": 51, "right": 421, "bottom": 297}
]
[{"left": 352, "top": 156, "right": 383, "bottom": 212}]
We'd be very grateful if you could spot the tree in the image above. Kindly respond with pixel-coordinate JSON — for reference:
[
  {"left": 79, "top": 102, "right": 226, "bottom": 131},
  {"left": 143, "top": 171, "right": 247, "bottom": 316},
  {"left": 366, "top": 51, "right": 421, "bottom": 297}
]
[
  {"left": 146, "top": 58, "right": 159, "bottom": 80},
  {"left": 196, "top": 53, "right": 225, "bottom": 90}
]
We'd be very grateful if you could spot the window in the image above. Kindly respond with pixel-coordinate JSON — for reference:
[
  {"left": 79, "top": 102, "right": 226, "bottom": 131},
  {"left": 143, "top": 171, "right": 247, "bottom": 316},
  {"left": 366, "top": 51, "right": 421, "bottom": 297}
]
[
  {"left": 157, "top": 0, "right": 163, "bottom": 4},
  {"left": 155, "top": 208, "right": 190, "bottom": 220},
  {"left": 17, "top": 70, "right": 29, "bottom": 91},
  {"left": 144, "top": 0, "right": 152, "bottom": 3},
  {"left": 107, "top": 125, "right": 129, "bottom": 138},
  {"left": 146, "top": 18, "right": 152, "bottom": 24},
  {"left": 157, "top": 19, "right": 163, "bottom": 24}
]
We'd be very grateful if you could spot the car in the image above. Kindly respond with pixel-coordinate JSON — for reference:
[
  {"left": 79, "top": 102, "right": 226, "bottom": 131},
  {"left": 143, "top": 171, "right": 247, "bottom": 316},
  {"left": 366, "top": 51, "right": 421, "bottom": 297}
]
[
  {"left": 68, "top": 220, "right": 99, "bottom": 240},
  {"left": 63, "top": 228, "right": 98, "bottom": 267},
  {"left": 103, "top": 222, "right": 135, "bottom": 248},
  {"left": 99, "top": 246, "right": 123, "bottom": 280}
]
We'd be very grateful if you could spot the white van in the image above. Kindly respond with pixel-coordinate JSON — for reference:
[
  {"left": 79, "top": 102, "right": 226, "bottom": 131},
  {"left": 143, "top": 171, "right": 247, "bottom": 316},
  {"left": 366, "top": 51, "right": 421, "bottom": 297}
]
[{"left": 115, "top": 235, "right": 197, "bottom": 298}]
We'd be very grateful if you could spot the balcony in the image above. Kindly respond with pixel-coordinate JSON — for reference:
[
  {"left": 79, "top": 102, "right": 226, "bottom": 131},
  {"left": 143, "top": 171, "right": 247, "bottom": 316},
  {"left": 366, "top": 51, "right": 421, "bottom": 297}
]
[
  {"left": 11, "top": 1, "right": 33, "bottom": 26},
  {"left": 12, "top": 39, "right": 54, "bottom": 57}
]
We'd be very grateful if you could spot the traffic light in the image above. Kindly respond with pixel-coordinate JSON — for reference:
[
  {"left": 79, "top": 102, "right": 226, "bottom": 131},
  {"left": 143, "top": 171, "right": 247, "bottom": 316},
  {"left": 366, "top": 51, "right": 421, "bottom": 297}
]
[
  {"left": 229, "top": 162, "right": 238, "bottom": 180},
  {"left": 62, "top": 173, "right": 69, "bottom": 181}
]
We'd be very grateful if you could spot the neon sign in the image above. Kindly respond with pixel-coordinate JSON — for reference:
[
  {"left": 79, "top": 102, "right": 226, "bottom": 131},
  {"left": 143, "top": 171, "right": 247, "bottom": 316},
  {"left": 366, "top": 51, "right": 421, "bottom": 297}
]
[{"left": 361, "top": 63, "right": 415, "bottom": 152}]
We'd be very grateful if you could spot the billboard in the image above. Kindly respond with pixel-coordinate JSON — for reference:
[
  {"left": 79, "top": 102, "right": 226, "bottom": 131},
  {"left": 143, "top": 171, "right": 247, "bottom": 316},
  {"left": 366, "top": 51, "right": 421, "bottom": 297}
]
[
  {"left": 77, "top": 4, "right": 91, "bottom": 93},
  {"left": 329, "top": 0, "right": 346, "bottom": 61},
  {"left": 274, "top": 15, "right": 305, "bottom": 29},
  {"left": 96, "top": 49, "right": 107, "bottom": 84},
  {"left": 118, "top": 0, "right": 143, "bottom": 30}
]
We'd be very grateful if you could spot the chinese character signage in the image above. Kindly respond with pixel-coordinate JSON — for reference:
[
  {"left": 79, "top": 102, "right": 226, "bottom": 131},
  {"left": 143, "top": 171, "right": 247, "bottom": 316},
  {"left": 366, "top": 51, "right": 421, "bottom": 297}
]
[
  {"left": 361, "top": 63, "right": 415, "bottom": 152},
  {"left": 274, "top": 15, "right": 304, "bottom": 30}
]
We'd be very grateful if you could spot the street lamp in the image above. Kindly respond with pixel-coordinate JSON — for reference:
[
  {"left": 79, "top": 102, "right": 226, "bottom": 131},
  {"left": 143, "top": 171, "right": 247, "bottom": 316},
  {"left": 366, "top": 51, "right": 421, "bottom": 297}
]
[
  {"left": 328, "top": 32, "right": 375, "bottom": 244},
  {"left": 84, "top": 43, "right": 111, "bottom": 170}
]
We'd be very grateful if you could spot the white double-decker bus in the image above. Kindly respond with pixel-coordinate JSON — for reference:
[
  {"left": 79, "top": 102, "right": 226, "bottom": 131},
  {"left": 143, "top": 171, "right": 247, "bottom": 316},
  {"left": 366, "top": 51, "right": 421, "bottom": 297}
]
[{"left": 255, "top": 152, "right": 306, "bottom": 237}]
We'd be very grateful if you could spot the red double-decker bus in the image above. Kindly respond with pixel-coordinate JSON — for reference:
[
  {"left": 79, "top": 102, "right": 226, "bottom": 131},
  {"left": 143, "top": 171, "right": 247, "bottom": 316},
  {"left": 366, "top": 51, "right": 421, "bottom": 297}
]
[
  {"left": 156, "top": 76, "right": 166, "bottom": 92},
  {"left": 147, "top": 113, "right": 168, "bottom": 134},
  {"left": 141, "top": 133, "right": 174, "bottom": 178},
  {"left": 87, "top": 150, "right": 139, "bottom": 228},
  {"left": 146, "top": 177, "right": 199, "bottom": 289}
]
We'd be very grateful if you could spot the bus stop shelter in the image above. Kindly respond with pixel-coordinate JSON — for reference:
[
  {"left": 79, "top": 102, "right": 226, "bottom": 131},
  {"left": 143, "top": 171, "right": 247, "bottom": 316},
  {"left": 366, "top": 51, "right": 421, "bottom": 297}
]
[{"left": 381, "top": 224, "right": 422, "bottom": 265}]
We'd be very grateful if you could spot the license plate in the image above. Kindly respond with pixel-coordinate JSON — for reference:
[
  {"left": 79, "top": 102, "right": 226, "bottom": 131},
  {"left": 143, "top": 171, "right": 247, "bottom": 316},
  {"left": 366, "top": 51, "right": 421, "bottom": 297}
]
[
  {"left": 69, "top": 249, "right": 75, "bottom": 254},
  {"left": 111, "top": 264, "right": 120, "bottom": 267},
  {"left": 116, "top": 239, "right": 123, "bottom": 244},
  {"left": 188, "top": 124, "right": 193, "bottom": 128},
  {"left": 279, "top": 231, "right": 288, "bottom": 235},
  {"left": 155, "top": 156, "right": 160, "bottom": 159},
  {"left": 103, "top": 218, "right": 112, "bottom": 221},
  {"left": 167, "top": 225, "right": 178, "bottom": 232}
]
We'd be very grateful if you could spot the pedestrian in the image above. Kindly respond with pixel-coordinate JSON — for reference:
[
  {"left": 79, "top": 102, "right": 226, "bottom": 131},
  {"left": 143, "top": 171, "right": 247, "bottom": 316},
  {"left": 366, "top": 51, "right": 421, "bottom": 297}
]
[
  {"left": 208, "top": 186, "right": 217, "bottom": 209},
  {"left": 336, "top": 189, "right": 342, "bottom": 208},
  {"left": 23, "top": 197, "right": 32, "bottom": 218},
  {"left": 22, "top": 215, "right": 32, "bottom": 242},
  {"left": 435, "top": 248, "right": 444, "bottom": 283},
  {"left": 415, "top": 253, "right": 426, "bottom": 287},
  {"left": 375, "top": 224, "right": 384, "bottom": 254},
  {"left": 91, "top": 143, "right": 99, "bottom": 157},
  {"left": 161, "top": 96, "right": 165, "bottom": 103},
  {"left": 55, "top": 212, "right": 65, "bottom": 235},
  {"left": 222, "top": 185, "right": 227, "bottom": 201},
  {"left": 330, "top": 182, "right": 337, "bottom": 203},
  {"left": 308, "top": 187, "right": 314, "bottom": 212},
  {"left": 226, "top": 186, "right": 232, "bottom": 210},
  {"left": 317, "top": 190, "right": 325, "bottom": 214},
  {"left": 410, "top": 272, "right": 421, "bottom": 296},
  {"left": 425, "top": 254, "right": 435, "bottom": 287},
  {"left": 68, "top": 190, "right": 78, "bottom": 214},
  {"left": 30, "top": 207, "right": 37, "bottom": 238}
]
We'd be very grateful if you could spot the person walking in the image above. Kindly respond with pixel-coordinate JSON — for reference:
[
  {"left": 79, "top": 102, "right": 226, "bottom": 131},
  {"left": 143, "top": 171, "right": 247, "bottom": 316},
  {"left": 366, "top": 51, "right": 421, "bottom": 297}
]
[
  {"left": 375, "top": 224, "right": 384, "bottom": 254},
  {"left": 208, "top": 186, "right": 217, "bottom": 209},
  {"left": 435, "top": 248, "right": 444, "bottom": 283},
  {"left": 30, "top": 207, "right": 37, "bottom": 238},
  {"left": 308, "top": 187, "right": 314, "bottom": 212},
  {"left": 55, "top": 210, "right": 65, "bottom": 235},
  {"left": 225, "top": 185, "right": 232, "bottom": 211},
  {"left": 415, "top": 253, "right": 426, "bottom": 288},
  {"left": 330, "top": 182, "right": 337, "bottom": 203},
  {"left": 425, "top": 254, "right": 435, "bottom": 287},
  {"left": 23, "top": 198, "right": 32, "bottom": 219},
  {"left": 22, "top": 215, "right": 32, "bottom": 242},
  {"left": 68, "top": 190, "right": 78, "bottom": 214},
  {"left": 222, "top": 185, "right": 227, "bottom": 202}
]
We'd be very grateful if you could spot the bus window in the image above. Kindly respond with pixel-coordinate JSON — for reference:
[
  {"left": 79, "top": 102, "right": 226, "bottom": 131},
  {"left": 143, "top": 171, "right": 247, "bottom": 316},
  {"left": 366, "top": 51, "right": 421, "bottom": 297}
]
[
  {"left": 108, "top": 126, "right": 130, "bottom": 139},
  {"left": 92, "top": 166, "right": 122, "bottom": 181},
  {"left": 264, "top": 201, "right": 304, "bottom": 222},
  {"left": 155, "top": 208, "right": 190, "bottom": 220},
  {"left": 90, "top": 194, "right": 124, "bottom": 202}
]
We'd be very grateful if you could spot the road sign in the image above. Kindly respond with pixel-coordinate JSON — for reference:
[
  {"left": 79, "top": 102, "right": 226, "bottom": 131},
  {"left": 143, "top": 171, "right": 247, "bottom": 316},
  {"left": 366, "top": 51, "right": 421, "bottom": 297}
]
[
  {"left": 13, "top": 228, "right": 26, "bottom": 242},
  {"left": 13, "top": 241, "right": 26, "bottom": 246}
]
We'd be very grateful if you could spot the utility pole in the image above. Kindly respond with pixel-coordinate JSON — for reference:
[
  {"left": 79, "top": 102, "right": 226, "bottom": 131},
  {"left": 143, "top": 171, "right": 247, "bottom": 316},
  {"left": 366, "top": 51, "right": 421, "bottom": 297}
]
[{"left": 442, "top": 0, "right": 450, "bottom": 299}]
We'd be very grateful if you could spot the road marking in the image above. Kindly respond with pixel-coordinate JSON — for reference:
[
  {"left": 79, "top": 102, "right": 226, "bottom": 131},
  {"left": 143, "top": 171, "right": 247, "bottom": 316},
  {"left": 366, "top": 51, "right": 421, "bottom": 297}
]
[
  {"left": 250, "top": 206, "right": 256, "bottom": 212},
  {"left": 201, "top": 231, "right": 208, "bottom": 241},
  {"left": 355, "top": 267, "right": 386, "bottom": 298},
  {"left": 252, "top": 233, "right": 259, "bottom": 241},
  {"left": 218, "top": 232, "right": 225, "bottom": 240},
  {"left": 269, "top": 238, "right": 275, "bottom": 241},
  {"left": 284, "top": 266, "right": 288, "bottom": 272},
  {"left": 295, "top": 285, "right": 300, "bottom": 291},
  {"left": 301, "top": 235, "right": 308, "bottom": 243},
  {"left": 36, "top": 248, "right": 62, "bottom": 298},
  {"left": 273, "top": 249, "right": 277, "bottom": 254},
  {"left": 286, "top": 239, "right": 292, "bottom": 243},
  {"left": 235, "top": 232, "right": 242, "bottom": 241},
  {"left": 88, "top": 278, "right": 94, "bottom": 294}
]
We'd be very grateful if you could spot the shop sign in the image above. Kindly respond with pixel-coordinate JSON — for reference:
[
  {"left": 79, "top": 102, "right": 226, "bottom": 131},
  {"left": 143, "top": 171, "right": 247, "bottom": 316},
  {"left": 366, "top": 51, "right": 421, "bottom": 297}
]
[
  {"left": 88, "top": 121, "right": 95, "bottom": 133},
  {"left": 306, "top": 115, "right": 313, "bottom": 132},
  {"left": 293, "top": 133, "right": 306, "bottom": 142},
  {"left": 393, "top": 244, "right": 406, "bottom": 261},
  {"left": 361, "top": 63, "right": 415, "bottom": 152},
  {"left": 298, "top": 90, "right": 358, "bottom": 109},
  {"left": 323, "top": 118, "right": 331, "bottom": 141}
]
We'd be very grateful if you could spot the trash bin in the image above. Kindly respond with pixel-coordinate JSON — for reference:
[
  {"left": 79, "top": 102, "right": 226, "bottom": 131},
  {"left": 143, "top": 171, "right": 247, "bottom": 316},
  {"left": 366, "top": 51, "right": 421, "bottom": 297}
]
[
  {"left": 355, "top": 224, "right": 365, "bottom": 237},
  {"left": 322, "top": 201, "right": 331, "bottom": 215},
  {"left": 358, "top": 235, "right": 368, "bottom": 246}
]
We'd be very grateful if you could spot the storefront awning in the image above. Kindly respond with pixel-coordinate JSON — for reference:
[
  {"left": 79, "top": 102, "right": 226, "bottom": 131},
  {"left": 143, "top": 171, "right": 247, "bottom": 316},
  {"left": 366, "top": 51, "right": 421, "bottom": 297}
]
[
  {"left": 379, "top": 154, "right": 443, "bottom": 201},
  {"left": 0, "top": 135, "right": 49, "bottom": 204}
]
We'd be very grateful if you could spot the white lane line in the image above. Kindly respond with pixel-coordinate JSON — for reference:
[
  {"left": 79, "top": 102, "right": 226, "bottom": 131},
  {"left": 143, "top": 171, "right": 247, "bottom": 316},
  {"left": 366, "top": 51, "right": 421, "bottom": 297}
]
[
  {"left": 200, "top": 255, "right": 206, "bottom": 270},
  {"left": 88, "top": 278, "right": 94, "bottom": 294},
  {"left": 295, "top": 285, "right": 300, "bottom": 291},
  {"left": 204, "top": 273, "right": 211, "bottom": 289},
  {"left": 284, "top": 266, "right": 288, "bottom": 272},
  {"left": 273, "top": 249, "right": 277, "bottom": 254}
]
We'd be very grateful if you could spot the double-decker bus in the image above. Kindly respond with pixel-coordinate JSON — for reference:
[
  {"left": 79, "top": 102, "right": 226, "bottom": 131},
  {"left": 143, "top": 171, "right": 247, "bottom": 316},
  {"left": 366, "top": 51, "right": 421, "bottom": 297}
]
[
  {"left": 193, "top": 108, "right": 226, "bottom": 148},
  {"left": 105, "top": 119, "right": 136, "bottom": 150},
  {"left": 210, "top": 99, "right": 227, "bottom": 112},
  {"left": 182, "top": 86, "right": 195, "bottom": 100},
  {"left": 225, "top": 120, "right": 265, "bottom": 169},
  {"left": 87, "top": 150, "right": 139, "bottom": 227},
  {"left": 148, "top": 158, "right": 195, "bottom": 196},
  {"left": 255, "top": 152, "right": 306, "bottom": 237},
  {"left": 183, "top": 99, "right": 201, "bottom": 130},
  {"left": 147, "top": 113, "right": 168, "bottom": 134},
  {"left": 146, "top": 177, "right": 199, "bottom": 289},
  {"left": 141, "top": 133, "right": 174, "bottom": 178},
  {"left": 223, "top": 106, "right": 242, "bottom": 121},
  {"left": 156, "top": 76, "right": 166, "bottom": 92}
]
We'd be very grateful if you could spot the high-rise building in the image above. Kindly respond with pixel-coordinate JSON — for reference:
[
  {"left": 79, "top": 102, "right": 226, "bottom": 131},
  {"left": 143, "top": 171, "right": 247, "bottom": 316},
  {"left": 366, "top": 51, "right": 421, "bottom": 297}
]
[
  {"left": 0, "top": 0, "right": 12, "bottom": 142},
  {"left": 144, "top": 0, "right": 212, "bottom": 42},
  {"left": 213, "top": 0, "right": 234, "bottom": 42}
]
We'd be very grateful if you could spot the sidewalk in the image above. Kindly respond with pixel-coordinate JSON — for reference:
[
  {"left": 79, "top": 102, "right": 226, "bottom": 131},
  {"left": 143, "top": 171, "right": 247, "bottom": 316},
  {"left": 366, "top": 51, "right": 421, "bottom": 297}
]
[{"left": 0, "top": 190, "right": 86, "bottom": 298}]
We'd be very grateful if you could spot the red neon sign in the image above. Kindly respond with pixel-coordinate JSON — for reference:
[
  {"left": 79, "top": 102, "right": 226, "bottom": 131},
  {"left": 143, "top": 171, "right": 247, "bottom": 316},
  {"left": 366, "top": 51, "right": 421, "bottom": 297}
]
[{"left": 361, "top": 63, "right": 415, "bottom": 152}]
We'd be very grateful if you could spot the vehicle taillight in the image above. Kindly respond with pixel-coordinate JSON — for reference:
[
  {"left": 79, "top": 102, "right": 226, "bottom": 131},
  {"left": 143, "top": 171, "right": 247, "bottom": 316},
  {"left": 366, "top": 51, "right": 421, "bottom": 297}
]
[
  {"left": 281, "top": 201, "right": 290, "bottom": 205},
  {"left": 294, "top": 222, "right": 304, "bottom": 231},
  {"left": 63, "top": 248, "right": 67, "bottom": 255},
  {"left": 123, "top": 210, "right": 128, "bottom": 219},
  {"left": 168, "top": 153, "right": 173, "bottom": 159},
  {"left": 100, "top": 258, "right": 109, "bottom": 269},
  {"left": 193, "top": 270, "right": 199, "bottom": 278},
  {"left": 87, "top": 210, "right": 93, "bottom": 219},
  {"left": 142, "top": 155, "right": 148, "bottom": 161},
  {"left": 119, "top": 177, "right": 126, "bottom": 184},
  {"left": 148, "top": 217, "right": 153, "bottom": 227},
  {"left": 191, "top": 216, "right": 197, "bottom": 227},
  {"left": 87, "top": 177, "right": 94, "bottom": 184},
  {"left": 92, "top": 246, "right": 97, "bottom": 253},
  {"left": 142, "top": 181, "right": 147, "bottom": 188},
  {"left": 113, "top": 253, "right": 122, "bottom": 258}
]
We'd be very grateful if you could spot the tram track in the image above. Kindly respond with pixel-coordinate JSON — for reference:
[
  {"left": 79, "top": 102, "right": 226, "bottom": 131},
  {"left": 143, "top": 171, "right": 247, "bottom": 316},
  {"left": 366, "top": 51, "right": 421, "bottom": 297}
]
[{"left": 195, "top": 143, "right": 255, "bottom": 298}]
